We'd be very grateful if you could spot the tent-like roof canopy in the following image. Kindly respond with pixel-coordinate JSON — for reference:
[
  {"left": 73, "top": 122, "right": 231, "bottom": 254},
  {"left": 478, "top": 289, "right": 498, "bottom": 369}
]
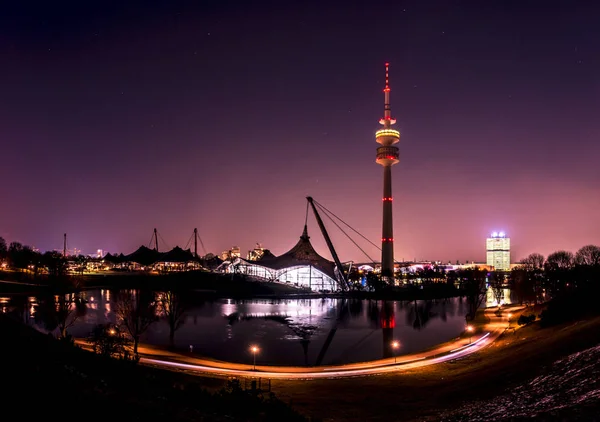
[
  {"left": 122, "top": 245, "right": 161, "bottom": 266},
  {"left": 256, "top": 225, "right": 338, "bottom": 282},
  {"left": 103, "top": 252, "right": 124, "bottom": 264},
  {"left": 156, "top": 246, "right": 199, "bottom": 263},
  {"left": 257, "top": 249, "right": 276, "bottom": 260},
  {"left": 200, "top": 254, "right": 223, "bottom": 270}
]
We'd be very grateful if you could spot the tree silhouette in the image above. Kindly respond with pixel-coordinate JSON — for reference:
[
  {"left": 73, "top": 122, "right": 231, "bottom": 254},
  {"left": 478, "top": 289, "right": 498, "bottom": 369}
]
[
  {"left": 575, "top": 245, "right": 600, "bottom": 267},
  {"left": 520, "top": 253, "right": 545, "bottom": 270},
  {"left": 34, "top": 292, "right": 86, "bottom": 339},
  {"left": 116, "top": 289, "right": 158, "bottom": 358},
  {"left": 42, "top": 251, "right": 68, "bottom": 277},
  {"left": 89, "top": 323, "right": 132, "bottom": 359},
  {"left": 157, "top": 291, "right": 187, "bottom": 347},
  {"left": 0, "top": 236, "right": 7, "bottom": 259},
  {"left": 509, "top": 267, "right": 536, "bottom": 305},
  {"left": 458, "top": 267, "right": 487, "bottom": 320},
  {"left": 366, "top": 272, "right": 388, "bottom": 291},
  {"left": 546, "top": 251, "right": 575, "bottom": 270},
  {"left": 8, "top": 242, "right": 37, "bottom": 270},
  {"left": 545, "top": 251, "right": 575, "bottom": 297},
  {"left": 490, "top": 270, "right": 505, "bottom": 305}
]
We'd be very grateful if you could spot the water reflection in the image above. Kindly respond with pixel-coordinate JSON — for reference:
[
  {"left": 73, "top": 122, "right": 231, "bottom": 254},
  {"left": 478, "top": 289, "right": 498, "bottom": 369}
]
[{"left": 5, "top": 289, "right": 471, "bottom": 366}]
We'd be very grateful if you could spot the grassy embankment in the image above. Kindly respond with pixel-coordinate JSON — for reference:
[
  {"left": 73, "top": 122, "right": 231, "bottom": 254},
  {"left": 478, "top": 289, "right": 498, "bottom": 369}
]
[{"left": 266, "top": 308, "right": 600, "bottom": 421}]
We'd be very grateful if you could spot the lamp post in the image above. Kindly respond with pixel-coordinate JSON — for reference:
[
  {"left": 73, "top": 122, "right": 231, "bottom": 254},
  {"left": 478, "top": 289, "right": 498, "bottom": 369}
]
[
  {"left": 250, "top": 345, "right": 259, "bottom": 371},
  {"left": 466, "top": 325, "right": 474, "bottom": 344},
  {"left": 391, "top": 340, "right": 400, "bottom": 363}
]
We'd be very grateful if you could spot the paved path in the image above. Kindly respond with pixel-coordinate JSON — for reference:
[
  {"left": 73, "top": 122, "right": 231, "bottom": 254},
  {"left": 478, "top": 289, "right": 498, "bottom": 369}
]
[{"left": 134, "top": 306, "right": 518, "bottom": 379}]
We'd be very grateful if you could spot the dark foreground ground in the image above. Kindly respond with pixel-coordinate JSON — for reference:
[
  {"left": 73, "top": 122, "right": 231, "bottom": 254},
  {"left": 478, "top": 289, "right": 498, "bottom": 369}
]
[
  {"left": 0, "top": 312, "right": 305, "bottom": 422},
  {"left": 4, "top": 299, "right": 600, "bottom": 421},
  {"left": 265, "top": 314, "right": 600, "bottom": 421}
]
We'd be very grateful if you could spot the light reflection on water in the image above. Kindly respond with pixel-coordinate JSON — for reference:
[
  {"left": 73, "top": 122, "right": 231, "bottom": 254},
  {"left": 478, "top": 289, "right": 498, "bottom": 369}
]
[{"left": 14, "top": 289, "right": 471, "bottom": 366}]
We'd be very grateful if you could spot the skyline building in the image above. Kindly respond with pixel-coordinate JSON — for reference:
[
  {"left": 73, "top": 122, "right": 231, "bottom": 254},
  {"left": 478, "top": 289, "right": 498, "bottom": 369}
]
[
  {"left": 486, "top": 232, "right": 510, "bottom": 271},
  {"left": 376, "top": 63, "right": 400, "bottom": 278}
]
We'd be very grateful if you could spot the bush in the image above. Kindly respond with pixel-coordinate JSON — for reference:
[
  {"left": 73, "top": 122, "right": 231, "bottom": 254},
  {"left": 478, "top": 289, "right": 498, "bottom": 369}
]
[
  {"left": 88, "top": 323, "right": 133, "bottom": 360},
  {"left": 517, "top": 314, "right": 536, "bottom": 326},
  {"left": 538, "top": 289, "right": 599, "bottom": 327}
]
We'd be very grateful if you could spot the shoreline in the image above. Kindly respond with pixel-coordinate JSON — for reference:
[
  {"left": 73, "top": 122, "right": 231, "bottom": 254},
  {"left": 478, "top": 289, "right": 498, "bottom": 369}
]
[
  {"left": 4, "top": 289, "right": 599, "bottom": 421},
  {"left": 75, "top": 305, "right": 520, "bottom": 378},
  {"left": 1, "top": 274, "right": 468, "bottom": 302}
]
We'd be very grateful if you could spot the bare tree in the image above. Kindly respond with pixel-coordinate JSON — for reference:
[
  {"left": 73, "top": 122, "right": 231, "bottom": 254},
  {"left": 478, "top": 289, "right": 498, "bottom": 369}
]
[
  {"left": 35, "top": 292, "right": 86, "bottom": 339},
  {"left": 575, "top": 245, "right": 600, "bottom": 266},
  {"left": 519, "top": 253, "right": 545, "bottom": 270},
  {"left": 490, "top": 270, "right": 505, "bottom": 305},
  {"left": 157, "top": 291, "right": 187, "bottom": 347},
  {"left": 458, "top": 267, "right": 487, "bottom": 320},
  {"left": 545, "top": 251, "right": 575, "bottom": 298},
  {"left": 546, "top": 251, "right": 575, "bottom": 270},
  {"left": 0, "top": 236, "right": 7, "bottom": 259},
  {"left": 56, "top": 293, "right": 86, "bottom": 338},
  {"left": 115, "top": 289, "right": 158, "bottom": 358}
]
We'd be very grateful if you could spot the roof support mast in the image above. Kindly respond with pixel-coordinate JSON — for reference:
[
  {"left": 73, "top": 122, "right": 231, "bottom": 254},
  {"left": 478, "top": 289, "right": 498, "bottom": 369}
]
[{"left": 306, "top": 197, "right": 350, "bottom": 290}]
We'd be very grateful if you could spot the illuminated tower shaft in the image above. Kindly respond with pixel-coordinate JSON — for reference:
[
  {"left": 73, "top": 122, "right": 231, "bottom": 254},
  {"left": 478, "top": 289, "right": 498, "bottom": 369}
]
[{"left": 376, "top": 63, "right": 400, "bottom": 279}]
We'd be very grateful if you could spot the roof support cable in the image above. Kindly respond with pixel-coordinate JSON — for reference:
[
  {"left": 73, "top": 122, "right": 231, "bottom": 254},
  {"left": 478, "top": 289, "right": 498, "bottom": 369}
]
[
  {"left": 157, "top": 231, "right": 171, "bottom": 252},
  {"left": 196, "top": 231, "right": 207, "bottom": 256},
  {"left": 312, "top": 199, "right": 381, "bottom": 251},
  {"left": 304, "top": 200, "right": 309, "bottom": 227},
  {"left": 184, "top": 231, "right": 195, "bottom": 250},
  {"left": 313, "top": 199, "right": 403, "bottom": 264},
  {"left": 314, "top": 202, "right": 376, "bottom": 264},
  {"left": 147, "top": 231, "right": 156, "bottom": 249}
]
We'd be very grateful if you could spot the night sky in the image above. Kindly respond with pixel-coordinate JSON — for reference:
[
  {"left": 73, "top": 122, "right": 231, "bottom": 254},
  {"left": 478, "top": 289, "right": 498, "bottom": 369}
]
[{"left": 1, "top": 0, "right": 599, "bottom": 263}]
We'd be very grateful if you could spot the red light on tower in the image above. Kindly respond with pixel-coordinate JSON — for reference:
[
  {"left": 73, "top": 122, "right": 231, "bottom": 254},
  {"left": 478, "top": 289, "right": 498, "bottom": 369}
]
[{"left": 384, "top": 62, "right": 390, "bottom": 92}]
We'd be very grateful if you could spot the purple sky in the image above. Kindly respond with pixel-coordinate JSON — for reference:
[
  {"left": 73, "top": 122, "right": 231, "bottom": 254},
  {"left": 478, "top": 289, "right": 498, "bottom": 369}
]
[{"left": 1, "top": 1, "right": 599, "bottom": 263}]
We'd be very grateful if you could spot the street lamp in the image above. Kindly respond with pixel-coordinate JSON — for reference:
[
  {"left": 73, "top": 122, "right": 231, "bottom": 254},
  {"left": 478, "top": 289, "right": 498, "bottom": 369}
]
[
  {"left": 250, "top": 345, "right": 259, "bottom": 371},
  {"left": 391, "top": 340, "right": 400, "bottom": 363},
  {"left": 466, "top": 325, "right": 474, "bottom": 344}
]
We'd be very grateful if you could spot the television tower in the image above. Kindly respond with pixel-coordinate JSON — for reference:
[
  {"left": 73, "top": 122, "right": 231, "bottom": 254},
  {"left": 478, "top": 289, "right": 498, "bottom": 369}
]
[{"left": 375, "top": 63, "right": 400, "bottom": 279}]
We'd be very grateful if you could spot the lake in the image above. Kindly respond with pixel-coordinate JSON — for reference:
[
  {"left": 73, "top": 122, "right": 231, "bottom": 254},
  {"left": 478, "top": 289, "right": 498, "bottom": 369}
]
[{"left": 17, "top": 289, "right": 473, "bottom": 366}]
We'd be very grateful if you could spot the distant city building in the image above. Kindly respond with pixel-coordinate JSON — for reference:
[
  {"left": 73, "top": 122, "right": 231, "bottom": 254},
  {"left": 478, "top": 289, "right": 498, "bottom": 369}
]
[
  {"left": 486, "top": 232, "right": 510, "bottom": 271},
  {"left": 247, "top": 243, "right": 274, "bottom": 261},
  {"left": 96, "top": 249, "right": 104, "bottom": 258},
  {"left": 221, "top": 246, "right": 241, "bottom": 261}
]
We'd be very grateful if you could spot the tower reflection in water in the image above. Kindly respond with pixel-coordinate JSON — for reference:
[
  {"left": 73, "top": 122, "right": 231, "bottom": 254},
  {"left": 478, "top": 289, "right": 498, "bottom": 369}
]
[{"left": 380, "top": 301, "right": 395, "bottom": 359}]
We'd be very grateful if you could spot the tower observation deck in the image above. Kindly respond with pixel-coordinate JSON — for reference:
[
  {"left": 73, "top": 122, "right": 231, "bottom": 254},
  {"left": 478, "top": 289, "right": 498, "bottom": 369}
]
[{"left": 376, "top": 63, "right": 400, "bottom": 279}]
